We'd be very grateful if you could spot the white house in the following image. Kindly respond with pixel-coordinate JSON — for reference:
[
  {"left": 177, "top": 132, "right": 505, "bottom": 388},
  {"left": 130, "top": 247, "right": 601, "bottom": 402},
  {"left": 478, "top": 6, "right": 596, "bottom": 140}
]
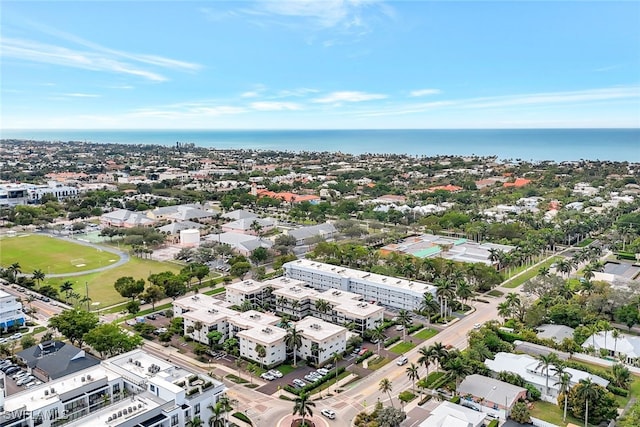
[
  {"left": 485, "top": 352, "right": 609, "bottom": 402},
  {"left": 583, "top": 330, "right": 640, "bottom": 367},
  {"left": 457, "top": 374, "right": 527, "bottom": 420},
  {"left": 237, "top": 325, "right": 288, "bottom": 368},
  {"left": 419, "top": 401, "right": 486, "bottom": 427}
]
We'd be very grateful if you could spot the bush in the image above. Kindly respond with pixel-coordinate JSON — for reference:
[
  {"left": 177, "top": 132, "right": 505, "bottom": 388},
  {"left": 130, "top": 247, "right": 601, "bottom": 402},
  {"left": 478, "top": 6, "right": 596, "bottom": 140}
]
[
  {"left": 487, "top": 420, "right": 499, "bottom": 427},
  {"left": 407, "top": 324, "right": 424, "bottom": 334},
  {"left": 525, "top": 383, "right": 541, "bottom": 401},
  {"left": 450, "top": 396, "right": 460, "bottom": 404},
  {"left": 232, "top": 411, "right": 252, "bottom": 426},
  {"left": 607, "top": 384, "right": 629, "bottom": 397},
  {"left": 384, "top": 336, "right": 401, "bottom": 347},
  {"left": 355, "top": 350, "right": 374, "bottom": 364},
  {"left": 418, "top": 395, "right": 432, "bottom": 406}
]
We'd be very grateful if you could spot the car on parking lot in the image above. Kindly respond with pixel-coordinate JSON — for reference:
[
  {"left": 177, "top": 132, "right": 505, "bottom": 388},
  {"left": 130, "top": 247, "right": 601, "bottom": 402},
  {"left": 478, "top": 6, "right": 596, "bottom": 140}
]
[
  {"left": 395, "top": 324, "right": 404, "bottom": 331},
  {"left": 321, "top": 409, "right": 336, "bottom": 420},
  {"left": 9, "top": 333, "right": 22, "bottom": 340},
  {"left": 5, "top": 366, "right": 20, "bottom": 375},
  {"left": 13, "top": 371, "right": 29, "bottom": 380},
  {"left": 0, "top": 338, "right": 7, "bottom": 344},
  {"left": 325, "top": 363, "right": 334, "bottom": 370},
  {"left": 268, "top": 369, "right": 283, "bottom": 378},
  {"left": 16, "top": 376, "right": 35, "bottom": 386},
  {"left": 153, "top": 328, "right": 168, "bottom": 335},
  {"left": 260, "top": 372, "right": 276, "bottom": 381},
  {"left": 147, "top": 314, "right": 158, "bottom": 320},
  {"left": 358, "top": 348, "right": 368, "bottom": 356},
  {"left": 292, "top": 379, "right": 306, "bottom": 388},
  {"left": 317, "top": 368, "right": 329, "bottom": 376}
]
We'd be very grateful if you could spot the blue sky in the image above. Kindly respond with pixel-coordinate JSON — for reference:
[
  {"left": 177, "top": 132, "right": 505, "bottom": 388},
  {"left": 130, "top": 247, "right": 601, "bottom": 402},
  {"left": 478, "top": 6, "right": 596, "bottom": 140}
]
[{"left": 1, "top": 0, "right": 639, "bottom": 129}]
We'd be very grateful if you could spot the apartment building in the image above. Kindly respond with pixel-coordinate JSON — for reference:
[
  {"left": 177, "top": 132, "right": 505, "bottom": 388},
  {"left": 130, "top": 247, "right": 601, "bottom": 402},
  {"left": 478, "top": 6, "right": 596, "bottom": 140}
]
[
  {"left": 237, "top": 326, "right": 288, "bottom": 367},
  {"left": 283, "top": 259, "right": 436, "bottom": 311},
  {"left": 225, "top": 279, "right": 271, "bottom": 307},
  {"left": 0, "top": 349, "right": 226, "bottom": 427},
  {"left": 0, "top": 289, "right": 25, "bottom": 332},
  {"left": 296, "top": 317, "right": 347, "bottom": 366}
]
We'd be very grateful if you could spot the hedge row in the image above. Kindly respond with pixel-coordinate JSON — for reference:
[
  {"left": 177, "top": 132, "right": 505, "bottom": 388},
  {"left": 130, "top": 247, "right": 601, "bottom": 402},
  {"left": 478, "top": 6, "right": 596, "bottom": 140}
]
[
  {"left": 355, "top": 350, "right": 374, "bottom": 364},
  {"left": 407, "top": 324, "right": 424, "bottom": 334},
  {"left": 384, "top": 336, "right": 401, "bottom": 347},
  {"left": 283, "top": 367, "right": 347, "bottom": 396},
  {"left": 607, "top": 384, "right": 629, "bottom": 397},
  {"left": 487, "top": 420, "right": 499, "bottom": 427}
]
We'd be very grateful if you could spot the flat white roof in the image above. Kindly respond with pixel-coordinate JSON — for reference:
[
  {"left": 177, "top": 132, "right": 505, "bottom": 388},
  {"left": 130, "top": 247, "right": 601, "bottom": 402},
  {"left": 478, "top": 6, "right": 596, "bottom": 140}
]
[
  {"left": 68, "top": 395, "right": 161, "bottom": 427},
  {"left": 287, "top": 259, "right": 436, "bottom": 295},
  {"left": 226, "top": 279, "right": 266, "bottom": 294},
  {"left": 273, "top": 285, "right": 318, "bottom": 301},
  {"left": 237, "top": 325, "right": 287, "bottom": 344},
  {"left": 334, "top": 300, "right": 385, "bottom": 318},
  {"left": 313, "top": 288, "right": 361, "bottom": 304},
  {"left": 230, "top": 310, "right": 280, "bottom": 329},
  {"left": 174, "top": 293, "right": 224, "bottom": 312},
  {"left": 263, "top": 276, "right": 307, "bottom": 289},
  {"left": 296, "top": 316, "right": 347, "bottom": 341}
]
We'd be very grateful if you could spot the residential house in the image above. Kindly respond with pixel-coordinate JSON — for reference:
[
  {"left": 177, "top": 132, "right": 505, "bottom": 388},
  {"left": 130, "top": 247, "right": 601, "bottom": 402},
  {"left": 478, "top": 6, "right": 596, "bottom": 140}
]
[
  {"left": 17, "top": 340, "right": 101, "bottom": 381},
  {"left": 419, "top": 401, "right": 486, "bottom": 427},
  {"left": 582, "top": 330, "right": 640, "bottom": 367},
  {"left": 457, "top": 374, "right": 527, "bottom": 420}
]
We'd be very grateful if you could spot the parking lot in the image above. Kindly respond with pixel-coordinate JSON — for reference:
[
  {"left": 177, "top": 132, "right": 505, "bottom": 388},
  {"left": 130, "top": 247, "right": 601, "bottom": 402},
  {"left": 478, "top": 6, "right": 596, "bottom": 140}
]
[{"left": 1, "top": 359, "right": 44, "bottom": 395}]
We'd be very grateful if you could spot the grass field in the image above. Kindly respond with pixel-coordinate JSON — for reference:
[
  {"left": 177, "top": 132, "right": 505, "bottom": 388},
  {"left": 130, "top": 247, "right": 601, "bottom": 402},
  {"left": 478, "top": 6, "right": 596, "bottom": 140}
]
[
  {"left": 46, "top": 257, "right": 181, "bottom": 307},
  {"left": 389, "top": 341, "right": 416, "bottom": 354},
  {"left": 0, "top": 234, "right": 119, "bottom": 274},
  {"left": 502, "top": 256, "right": 563, "bottom": 288},
  {"left": 413, "top": 328, "right": 438, "bottom": 340}
]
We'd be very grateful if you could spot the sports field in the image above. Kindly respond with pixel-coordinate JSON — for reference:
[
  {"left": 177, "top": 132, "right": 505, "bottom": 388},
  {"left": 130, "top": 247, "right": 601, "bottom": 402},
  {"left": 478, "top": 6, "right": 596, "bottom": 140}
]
[
  {"left": 46, "top": 257, "right": 182, "bottom": 307},
  {"left": 0, "top": 234, "right": 181, "bottom": 307},
  {"left": 0, "top": 234, "right": 119, "bottom": 274}
]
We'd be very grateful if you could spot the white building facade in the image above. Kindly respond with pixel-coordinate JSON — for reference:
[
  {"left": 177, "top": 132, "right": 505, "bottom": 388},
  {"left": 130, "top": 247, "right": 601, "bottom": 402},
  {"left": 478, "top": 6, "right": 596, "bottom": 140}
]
[{"left": 0, "top": 289, "right": 25, "bottom": 331}]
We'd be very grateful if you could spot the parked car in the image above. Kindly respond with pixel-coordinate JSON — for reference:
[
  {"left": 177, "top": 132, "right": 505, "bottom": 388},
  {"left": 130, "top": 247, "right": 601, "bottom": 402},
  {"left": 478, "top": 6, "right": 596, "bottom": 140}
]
[
  {"left": 292, "top": 379, "right": 306, "bottom": 388},
  {"left": 268, "top": 369, "right": 283, "bottom": 378},
  {"left": 317, "top": 368, "right": 329, "bottom": 376},
  {"left": 146, "top": 314, "right": 158, "bottom": 320},
  {"left": 395, "top": 324, "right": 404, "bottom": 331},
  {"left": 9, "top": 333, "right": 22, "bottom": 340},
  {"left": 260, "top": 372, "right": 275, "bottom": 381},
  {"left": 13, "top": 371, "right": 29, "bottom": 380},
  {"left": 5, "top": 366, "right": 20, "bottom": 375},
  {"left": 321, "top": 409, "right": 336, "bottom": 420},
  {"left": 17, "top": 376, "right": 35, "bottom": 386}
]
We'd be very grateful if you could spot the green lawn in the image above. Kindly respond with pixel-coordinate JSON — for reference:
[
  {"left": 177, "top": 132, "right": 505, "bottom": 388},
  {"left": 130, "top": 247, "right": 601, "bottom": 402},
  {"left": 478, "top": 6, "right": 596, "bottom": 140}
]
[
  {"left": 529, "top": 400, "right": 592, "bottom": 427},
  {"left": 413, "top": 328, "right": 438, "bottom": 340},
  {"left": 46, "top": 257, "right": 181, "bottom": 307},
  {"left": 367, "top": 356, "right": 390, "bottom": 371},
  {"left": 389, "top": 341, "right": 416, "bottom": 354},
  {"left": 0, "top": 234, "right": 120, "bottom": 274},
  {"left": 502, "top": 256, "right": 562, "bottom": 288}
]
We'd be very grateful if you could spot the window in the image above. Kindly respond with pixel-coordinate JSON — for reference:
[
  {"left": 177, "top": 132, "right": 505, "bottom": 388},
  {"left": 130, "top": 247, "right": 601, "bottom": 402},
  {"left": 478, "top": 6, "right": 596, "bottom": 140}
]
[
  {"left": 150, "top": 384, "right": 156, "bottom": 393},
  {"left": 171, "top": 414, "right": 179, "bottom": 426},
  {"left": 185, "top": 410, "right": 191, "bottom": 420},
  {"left": 194, "top": 403, "right": 200, "bottom": 415}
]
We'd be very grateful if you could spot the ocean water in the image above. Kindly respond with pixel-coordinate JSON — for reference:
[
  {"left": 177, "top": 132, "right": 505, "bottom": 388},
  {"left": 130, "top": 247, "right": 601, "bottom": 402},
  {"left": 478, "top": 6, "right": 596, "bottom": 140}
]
[{"left": 1, "top": 128, "right": 638, "bottom": 162}]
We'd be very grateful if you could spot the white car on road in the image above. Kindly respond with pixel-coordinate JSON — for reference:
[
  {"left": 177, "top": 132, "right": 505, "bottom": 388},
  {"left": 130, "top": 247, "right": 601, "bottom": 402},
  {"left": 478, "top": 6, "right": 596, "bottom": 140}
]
[{"left": 321, "top": 409, "right": 336, "bottom": 419}]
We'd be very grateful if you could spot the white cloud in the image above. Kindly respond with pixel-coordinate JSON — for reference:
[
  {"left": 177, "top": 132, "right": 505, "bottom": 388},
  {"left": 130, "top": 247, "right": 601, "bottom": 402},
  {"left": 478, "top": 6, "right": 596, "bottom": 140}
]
[
  {"left": 250, "top": 101, "right": 302, "bottom": 111},
  {"left": 241, "top": 91, "right": 261, "bottom": 98},
  {"left": 313, "top": 91, "right": 387, "bottom": 103},
  {"left": 0, "top": 30, "right": 201, "bottom": 82},
  {"left": 62, "top": 93, "right": 101, "bottom": 98},
  {"left": 409, "top": 89, "right": 441, "bottom": 97}
]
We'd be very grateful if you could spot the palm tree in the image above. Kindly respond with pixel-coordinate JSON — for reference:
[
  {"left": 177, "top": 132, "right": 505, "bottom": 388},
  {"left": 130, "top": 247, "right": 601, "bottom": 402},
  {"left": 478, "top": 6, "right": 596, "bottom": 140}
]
[
  {"left": 406, "top": 363, "right": 420, "bottom": 394},
  {"left": 255, "top": 343, "right": 266, "bottom": 369},
  {"left": 315, "top": 299, "right": 331, "bottom": 321},
  {"left": 455, "top": 281, "right": 473, "bottom": 306},
  {"left": 379, "top": 378, "right": 394, "bottom": 408},
  {"left": 285, "top": 326, "right": 303, "bottom": 367},
  {"left": 444, "top": 357, "right": 471, "bottom": 390},
  {"left": 576, "top": 378, "right": 600, "bottom": 427},
  {"left": 292, "top": 392, "right": 315, "bottom": 427},
  {"left": 536, "top": 353, "right": 557, "bottom": 395},
  {"left": 418, "top": 345, "right": 435, "bottom": 379},
  {"left": 246, "top": 362, "right": 258, "bottom": 385},
  {"left": 60, "top": 281, "right": 74, "bottom": 303},
  {"left": 331, "top": 351, "right": 343, "bottom": 383},
  {"left": 7, "top": 262, "right": 21, "bottom": 282},
  {"left": 370, "top": 324, "right": 386, "bottom": 355},
  {"left": 430, "top": 342, "right": 448, "bottom": 372},
  {"left": 32, "top": 269, "right": 45, "bottom": 286},
  {"left": 554, "top": 371, "right": 573, "bottom": 422},
  {"left": 497, "top": 301, "right": 512, "bottom": 321},
  {"left": 434, "top": 278, "right": 455, "bottom": 318},
  {"left": 207, "top": 402, "right": 225, "bottom": 427},
  {"left": 185, "top": 417, "right": 204, "bottom": 427},
  {"left": 612, "top": 329, "right": 621, "bottom": 356},
  {"left": 397, "top": 309, "right": 412, "bottom": 341},
  {"left": 418, "top": 292, "right": 439, "bottom": 322}
]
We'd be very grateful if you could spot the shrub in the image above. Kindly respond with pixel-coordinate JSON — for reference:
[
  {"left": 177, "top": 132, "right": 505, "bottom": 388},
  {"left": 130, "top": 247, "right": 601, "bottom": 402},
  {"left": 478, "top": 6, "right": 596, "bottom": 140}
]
[
  {"left": 607, "top": 384, "right": 629, "bottom": 397},
  {"left": 407, "top": 324, "right": 424, "bottom": 334},
  {"left": 355, "top": 350, "right": 374, "bottom": 364},
  {"left": 487, "top": 420, "right": 499, "bottom": 427},
  {"left": 384, "top": 336, "right": 401, "bottom": 347},
  {"left": 232, "top": 411, "right": 252, "bottom": 426},
  {"left": 525, "top": 384, "right": 541, "bottom": 401},
  {"left": 418, "top": 395, "right": 432, "bottom": 406},
  {"left": 450, "top": 396, "right": 460, "bottom": 404}
]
